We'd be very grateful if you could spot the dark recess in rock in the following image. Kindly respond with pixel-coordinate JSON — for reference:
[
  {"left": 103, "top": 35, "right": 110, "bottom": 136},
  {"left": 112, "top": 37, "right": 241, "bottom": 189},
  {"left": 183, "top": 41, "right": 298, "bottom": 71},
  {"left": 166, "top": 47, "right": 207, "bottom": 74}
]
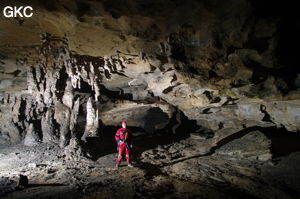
[{"left": 0, "top": 0, "right": 300, "bottom": 198}]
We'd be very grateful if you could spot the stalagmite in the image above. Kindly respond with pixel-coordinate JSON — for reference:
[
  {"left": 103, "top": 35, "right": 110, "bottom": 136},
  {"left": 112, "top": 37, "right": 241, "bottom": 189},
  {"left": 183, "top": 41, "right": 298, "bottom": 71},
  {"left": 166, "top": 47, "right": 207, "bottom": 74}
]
[
  {"left": 81, "top": 97, "right": 99, "bottom": 141},
  {"left": 24, "top": 123, "right": 39, "bottom": 146},
  {"left": 0, "top": 1, "right": 300, "bottom": 198},
  {"left": 41, "top": 108, "right": 58, "bottom": 144},
  {"left": 54, "top": 102, "right": 71, "bottom": 148},
  {"left": 62, "top": 78, "right": 74, "bottom": 109},
  {"left": 70, "top": 98, "right": 80, "bottom": 138}
]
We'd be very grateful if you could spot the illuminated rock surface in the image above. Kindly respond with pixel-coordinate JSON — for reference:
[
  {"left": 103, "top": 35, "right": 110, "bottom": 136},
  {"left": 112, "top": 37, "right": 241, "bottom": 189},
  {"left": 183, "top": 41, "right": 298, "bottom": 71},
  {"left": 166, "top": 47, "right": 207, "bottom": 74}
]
[{"left": 0, "top": 0, "right": 300, "bottom": 198}]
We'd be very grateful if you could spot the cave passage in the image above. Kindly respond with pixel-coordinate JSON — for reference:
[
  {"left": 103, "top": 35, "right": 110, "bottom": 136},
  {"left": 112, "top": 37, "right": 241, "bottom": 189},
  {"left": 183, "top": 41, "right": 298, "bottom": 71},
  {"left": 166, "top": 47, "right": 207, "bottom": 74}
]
[
  {"left": 83, "top": 110, "right": 199, "bottom": 161},
  {"left": 1, "top": 0, "right": 300, "bottom": 198}
]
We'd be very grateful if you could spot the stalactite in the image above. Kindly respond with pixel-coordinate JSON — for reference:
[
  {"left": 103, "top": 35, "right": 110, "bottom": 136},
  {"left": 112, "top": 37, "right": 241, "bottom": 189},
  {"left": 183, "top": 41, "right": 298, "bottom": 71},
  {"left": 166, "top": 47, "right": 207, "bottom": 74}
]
[{"left": 2, "top": 34, "right": 125, "bottom": 147}]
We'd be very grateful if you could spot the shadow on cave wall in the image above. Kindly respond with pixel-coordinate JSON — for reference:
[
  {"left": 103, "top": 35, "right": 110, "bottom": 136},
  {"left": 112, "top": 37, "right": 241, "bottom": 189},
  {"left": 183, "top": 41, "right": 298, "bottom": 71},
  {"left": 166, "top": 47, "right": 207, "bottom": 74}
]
[
  {"left": 212, "top": 126, "right": 300, "bottom": 159},
  {"left": 159, "top": 126, "right": 300, "bottom": 168},
  {"left": 260, "top": 127, "right": 300, "bottom": 159},
  {"left": 83, "top": 111, "right": 300, "bottom": 163},
  {"left": 75, "top": 101, "right": 300, "bottom": 164}
]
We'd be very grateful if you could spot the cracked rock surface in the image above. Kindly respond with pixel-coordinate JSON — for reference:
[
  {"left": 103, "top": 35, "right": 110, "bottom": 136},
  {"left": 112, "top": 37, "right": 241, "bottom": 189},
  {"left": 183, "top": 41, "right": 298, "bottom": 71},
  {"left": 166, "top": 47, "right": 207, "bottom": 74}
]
[{"left": 0, "top": 0, "right": 300, "bottom": 198}]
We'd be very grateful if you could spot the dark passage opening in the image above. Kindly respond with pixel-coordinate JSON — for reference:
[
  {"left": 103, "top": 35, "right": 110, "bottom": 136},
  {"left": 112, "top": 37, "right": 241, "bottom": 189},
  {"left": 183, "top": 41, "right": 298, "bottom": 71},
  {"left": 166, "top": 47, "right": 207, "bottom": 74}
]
[{"left": 82, "top": 109, "right": 201, "bottom": 163}]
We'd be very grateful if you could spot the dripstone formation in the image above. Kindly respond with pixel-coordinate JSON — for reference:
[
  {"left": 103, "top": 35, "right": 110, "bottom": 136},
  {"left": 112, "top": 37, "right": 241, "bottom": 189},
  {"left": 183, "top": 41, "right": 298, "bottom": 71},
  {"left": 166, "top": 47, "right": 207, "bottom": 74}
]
[
  {"left": 0, "top": 0, "right": 300, "bottom": 198},
  {"left": 1, "top": 0, "right": 299, "bottom": 148}
]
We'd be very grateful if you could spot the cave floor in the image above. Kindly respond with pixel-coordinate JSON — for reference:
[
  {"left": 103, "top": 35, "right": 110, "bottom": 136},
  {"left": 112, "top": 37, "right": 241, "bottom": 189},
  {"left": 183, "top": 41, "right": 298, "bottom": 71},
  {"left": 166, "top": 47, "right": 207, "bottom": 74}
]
[{"left": 1, "top": 131, "right": 300, "bottom": 199}]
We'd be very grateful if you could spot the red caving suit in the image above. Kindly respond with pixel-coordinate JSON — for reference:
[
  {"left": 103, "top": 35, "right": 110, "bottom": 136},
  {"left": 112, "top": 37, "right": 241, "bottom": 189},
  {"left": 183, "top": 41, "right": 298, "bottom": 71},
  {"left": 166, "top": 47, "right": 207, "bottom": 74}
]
[{"left": 115, "top": 127, "right": 132, "bottom": 164}]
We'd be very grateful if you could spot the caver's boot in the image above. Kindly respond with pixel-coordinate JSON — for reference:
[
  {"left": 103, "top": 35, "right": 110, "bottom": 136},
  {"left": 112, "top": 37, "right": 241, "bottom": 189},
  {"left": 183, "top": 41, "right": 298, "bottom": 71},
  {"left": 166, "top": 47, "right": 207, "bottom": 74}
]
[{"left": 127, "top": 163, "right": 133, "bottom": 168}]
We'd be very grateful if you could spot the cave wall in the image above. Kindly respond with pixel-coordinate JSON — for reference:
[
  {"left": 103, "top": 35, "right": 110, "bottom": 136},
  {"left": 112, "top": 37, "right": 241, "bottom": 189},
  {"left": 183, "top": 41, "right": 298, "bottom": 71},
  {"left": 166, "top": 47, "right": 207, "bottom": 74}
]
[{"left": 0, "top": 0, "right": 299, "bottom": 147}]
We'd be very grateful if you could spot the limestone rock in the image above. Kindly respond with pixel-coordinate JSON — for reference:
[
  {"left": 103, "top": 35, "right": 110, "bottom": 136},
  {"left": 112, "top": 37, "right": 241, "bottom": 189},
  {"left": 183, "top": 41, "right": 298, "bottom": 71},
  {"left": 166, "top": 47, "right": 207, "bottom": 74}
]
[
  {"left": 81, "top": 97, "right": 99, "bottom": 141},
  {"left": 24, "top": 123, "right": 40, "bottom": 146},
  {"left": 62, "top": 78, "right": 74, "bottom": 109},
  {"left": 0, "top": 0, "right": 299, "bottom": 153},
  {"left": 54, "top": 102, "right": 71, "bottom": 148},
  {"left": 99, "top": 100, "right": 174, "bottom": 134},
  {"left": 70, "top": 98, "right": 80, "bottom": 137},
  {"left": 215, "top": 130, "right": 272, "bottom": 161},
  {"left": 41, "top": 109, "right": 58, "bottom": 144},
  {"left": 64, "top": 138, "right": 85, "bottom": 161}
]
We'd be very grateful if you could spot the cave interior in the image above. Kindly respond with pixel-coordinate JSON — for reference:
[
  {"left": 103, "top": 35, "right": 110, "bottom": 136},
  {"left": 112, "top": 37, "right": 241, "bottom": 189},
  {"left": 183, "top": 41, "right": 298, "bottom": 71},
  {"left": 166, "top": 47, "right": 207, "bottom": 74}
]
[{"left": 0, "top": 0, "right": 300, "bottom": 198}]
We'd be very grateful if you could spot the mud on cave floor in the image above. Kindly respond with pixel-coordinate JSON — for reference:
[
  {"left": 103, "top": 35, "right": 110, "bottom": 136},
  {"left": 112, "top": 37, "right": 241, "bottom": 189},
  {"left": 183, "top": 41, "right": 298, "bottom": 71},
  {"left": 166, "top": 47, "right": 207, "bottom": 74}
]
[{"left": 1, "top": 127, "right": 300, "bottom": 199}]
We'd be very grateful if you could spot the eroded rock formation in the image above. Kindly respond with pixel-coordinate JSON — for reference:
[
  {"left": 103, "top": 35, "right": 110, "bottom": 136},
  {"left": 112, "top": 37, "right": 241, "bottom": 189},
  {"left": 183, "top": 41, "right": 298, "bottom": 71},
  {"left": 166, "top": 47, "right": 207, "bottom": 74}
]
[
  {"left": 1, "top": 0, "right": 299, "bottom": 149},
  {"left": 0, "top": 0, "right": 300, "bottom": 198}
]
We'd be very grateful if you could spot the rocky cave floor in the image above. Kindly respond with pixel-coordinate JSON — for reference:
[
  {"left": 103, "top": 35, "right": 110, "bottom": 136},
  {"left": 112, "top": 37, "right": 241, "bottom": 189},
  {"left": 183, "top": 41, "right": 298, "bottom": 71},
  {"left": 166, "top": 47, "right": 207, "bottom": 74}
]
[
  {"left": 1, "top": 0, "right": 300, "bottom": 198},
  {"left": 1, "top": 127, "right": 300, "bottom": 199}
]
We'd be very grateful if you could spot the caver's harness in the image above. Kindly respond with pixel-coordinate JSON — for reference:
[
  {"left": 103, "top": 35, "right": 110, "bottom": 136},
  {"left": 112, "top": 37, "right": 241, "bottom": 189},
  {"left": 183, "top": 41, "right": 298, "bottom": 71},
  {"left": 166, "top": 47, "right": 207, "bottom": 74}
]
[{"left": 116, "top": 129, "right": 131, "bottom": 151}]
